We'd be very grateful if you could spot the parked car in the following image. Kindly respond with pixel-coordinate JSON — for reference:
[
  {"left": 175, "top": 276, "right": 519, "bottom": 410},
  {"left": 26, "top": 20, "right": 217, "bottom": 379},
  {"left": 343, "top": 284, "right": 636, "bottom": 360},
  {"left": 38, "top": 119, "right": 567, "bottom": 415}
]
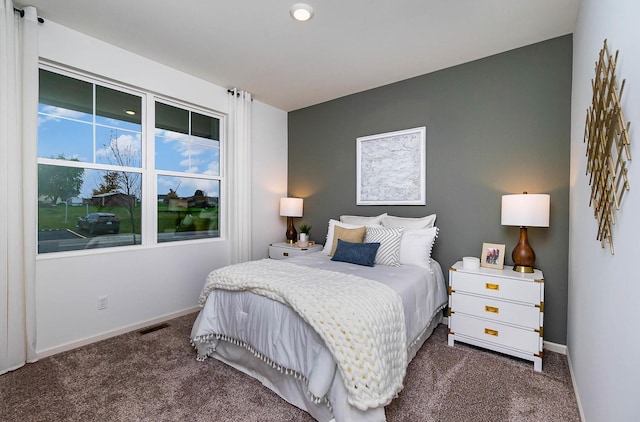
[{"left": 77, "top": 212, "right": 120, "bottom": 235}]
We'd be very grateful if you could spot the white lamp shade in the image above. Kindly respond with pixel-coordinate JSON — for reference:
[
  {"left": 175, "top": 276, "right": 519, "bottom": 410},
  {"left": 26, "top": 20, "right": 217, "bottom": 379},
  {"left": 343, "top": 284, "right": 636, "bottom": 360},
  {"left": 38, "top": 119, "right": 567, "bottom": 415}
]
[
  {"left": 501, "top": 194, "right": 550, "bottom": 227},
  {"left": 279, "top": 197, "right": 303, "bottom": 217}
]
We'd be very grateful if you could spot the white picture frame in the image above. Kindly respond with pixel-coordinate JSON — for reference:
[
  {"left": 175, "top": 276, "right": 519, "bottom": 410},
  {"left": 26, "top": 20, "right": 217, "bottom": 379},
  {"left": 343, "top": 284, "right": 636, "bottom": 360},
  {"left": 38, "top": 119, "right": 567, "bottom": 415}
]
[
  {"left": 356, "top": 126, "right": 426, "bottom": 205},
  {"left": 480, "top": 242, "right": 506, "bottom": 270}
]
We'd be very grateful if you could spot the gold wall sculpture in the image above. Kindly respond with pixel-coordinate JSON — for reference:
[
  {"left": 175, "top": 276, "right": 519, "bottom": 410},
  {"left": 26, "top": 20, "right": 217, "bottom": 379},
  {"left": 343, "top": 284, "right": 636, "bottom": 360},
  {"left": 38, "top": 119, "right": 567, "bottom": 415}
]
[{"left": 584, "top": 39, "right": 632, "bottom": 254}]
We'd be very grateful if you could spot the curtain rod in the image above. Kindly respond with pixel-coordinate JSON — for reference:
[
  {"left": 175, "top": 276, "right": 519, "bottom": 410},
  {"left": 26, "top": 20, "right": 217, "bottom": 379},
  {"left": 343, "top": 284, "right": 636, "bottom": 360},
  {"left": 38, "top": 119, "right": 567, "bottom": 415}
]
[
  {"left": 227, "top": 89, "right": 253, "bottom": 101},
  {"left": 13, "top": 7, "right": 45, "bottom": 23}
]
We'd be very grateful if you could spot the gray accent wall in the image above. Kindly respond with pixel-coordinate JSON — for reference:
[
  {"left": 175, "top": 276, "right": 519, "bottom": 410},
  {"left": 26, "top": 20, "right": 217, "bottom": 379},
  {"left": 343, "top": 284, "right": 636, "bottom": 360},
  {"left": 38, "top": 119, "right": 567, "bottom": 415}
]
[{"left": 288, "top": 35, "right": 572, "bottom": 344}]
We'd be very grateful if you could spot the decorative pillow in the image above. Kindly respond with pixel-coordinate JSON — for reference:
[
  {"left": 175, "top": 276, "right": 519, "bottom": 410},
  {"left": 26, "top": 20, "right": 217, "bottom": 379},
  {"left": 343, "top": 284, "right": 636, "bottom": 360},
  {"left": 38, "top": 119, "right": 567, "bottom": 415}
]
[
  {"left": 364, "top": 226, "right": 403, "bottom": 267},
  {"left": 339, "top": 213, "right": 387, "bottom": 226},
  {"left": 381, "top": 214, "right": 437, "bottom": 229},
  {"left": 329, "top": 225, "right": 366, "bottom": 256},
  {"left": 331, "top": 240, "right": 380, "bottom": 267},
  {"left": 322, "top": 219, "right": 366, "bottom": 255},
  {"left": 399, "top": 227, "right": 439, "bottom": 268}
]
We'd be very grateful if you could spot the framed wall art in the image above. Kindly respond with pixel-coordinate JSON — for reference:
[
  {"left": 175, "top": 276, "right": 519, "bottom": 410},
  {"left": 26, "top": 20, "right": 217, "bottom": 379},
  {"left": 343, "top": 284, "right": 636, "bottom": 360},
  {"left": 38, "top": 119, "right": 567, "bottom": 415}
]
[
  {"left": 480, "top": 242, "right": 505, "bottom": 270},
  {"left": 356, "top": 126, "right": 426, "bottom": 205}
]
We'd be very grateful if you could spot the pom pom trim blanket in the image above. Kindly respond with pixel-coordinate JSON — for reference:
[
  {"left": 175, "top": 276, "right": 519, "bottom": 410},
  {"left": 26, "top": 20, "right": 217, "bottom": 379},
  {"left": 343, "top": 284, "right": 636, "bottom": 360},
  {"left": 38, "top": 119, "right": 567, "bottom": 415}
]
[{"left": 197, "top": 259, "right": 407, "bottom": 410}]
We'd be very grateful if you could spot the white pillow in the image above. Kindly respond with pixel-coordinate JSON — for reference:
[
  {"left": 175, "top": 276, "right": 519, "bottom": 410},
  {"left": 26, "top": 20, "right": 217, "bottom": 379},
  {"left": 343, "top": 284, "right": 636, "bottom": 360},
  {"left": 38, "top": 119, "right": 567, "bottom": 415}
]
[
  {"left": 322, "top": 219, "right": 367, "bottom": 255},
  {"left": 340, "top": 213, "right": 387, "bottom": 225},
  {"left": 364, "top": 226, "right": 403, "bottom": 267},
  {"left": 382, "top": 214, "right": 436, "bottom": 229},
  {"left": 399, "top": 227, "right": 439, "bottom": 268}
]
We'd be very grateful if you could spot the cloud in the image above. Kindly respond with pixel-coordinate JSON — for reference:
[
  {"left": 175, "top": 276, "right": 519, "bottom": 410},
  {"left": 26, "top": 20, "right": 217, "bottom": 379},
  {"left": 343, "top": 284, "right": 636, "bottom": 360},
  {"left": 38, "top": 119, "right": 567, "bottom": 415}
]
[
  {"left": 96, "top": 133, "right": 141, "bottom": 163},
  {"left": 38, "top": 106, "right": 88, "bottom": 126}
]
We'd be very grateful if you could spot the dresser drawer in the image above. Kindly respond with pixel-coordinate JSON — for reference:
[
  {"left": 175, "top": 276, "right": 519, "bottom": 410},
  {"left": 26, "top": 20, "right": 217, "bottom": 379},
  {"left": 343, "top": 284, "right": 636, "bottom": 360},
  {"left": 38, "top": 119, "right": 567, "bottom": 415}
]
[
  {"left": 451, "top": 271, "right": 542, "bottom": 304},
  {"left": 450, "top": 313, "right": 541, "bottom": 354},
  {"left": 450, "top": 292, "right": 542, "bottom": 329}
]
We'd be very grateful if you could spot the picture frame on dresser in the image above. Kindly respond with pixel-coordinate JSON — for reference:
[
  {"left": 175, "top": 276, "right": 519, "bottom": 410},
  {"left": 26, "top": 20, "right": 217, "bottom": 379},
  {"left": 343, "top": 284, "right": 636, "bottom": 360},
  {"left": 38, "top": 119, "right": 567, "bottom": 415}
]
[{"left": 480, "top": 242, "right": 505, "bottom": 270}]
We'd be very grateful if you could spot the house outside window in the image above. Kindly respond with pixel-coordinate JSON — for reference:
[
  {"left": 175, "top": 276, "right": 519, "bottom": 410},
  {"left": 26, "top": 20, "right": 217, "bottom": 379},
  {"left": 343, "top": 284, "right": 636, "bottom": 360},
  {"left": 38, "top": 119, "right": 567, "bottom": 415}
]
[{"left": 37, "top": 66, "right": 223, "bottom": 254}]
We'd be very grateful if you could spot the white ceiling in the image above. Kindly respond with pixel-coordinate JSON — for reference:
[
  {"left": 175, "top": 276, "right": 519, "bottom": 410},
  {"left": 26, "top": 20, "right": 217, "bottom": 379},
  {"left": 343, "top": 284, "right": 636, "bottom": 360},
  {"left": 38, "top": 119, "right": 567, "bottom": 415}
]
[{"left": 16, "top": 0, "right": 580, "bottom": 111}]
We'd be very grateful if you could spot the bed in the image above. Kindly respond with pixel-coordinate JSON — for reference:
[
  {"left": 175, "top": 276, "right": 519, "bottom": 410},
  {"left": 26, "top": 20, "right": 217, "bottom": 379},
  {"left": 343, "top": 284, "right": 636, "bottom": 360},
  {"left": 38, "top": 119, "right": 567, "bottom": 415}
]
[{"left": 191, "top": 216, "right": 448, "bottom": 421}]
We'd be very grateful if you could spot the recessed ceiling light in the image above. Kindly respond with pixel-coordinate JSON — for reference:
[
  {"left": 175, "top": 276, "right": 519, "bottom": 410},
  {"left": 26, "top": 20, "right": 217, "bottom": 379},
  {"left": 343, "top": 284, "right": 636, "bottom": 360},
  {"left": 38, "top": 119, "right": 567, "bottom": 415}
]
[
  {"left": 125, "top": 110, "right": 136, "bottom": 115},
  {"left": 290, "top": 3, "right": 314, "bottom": 22}
]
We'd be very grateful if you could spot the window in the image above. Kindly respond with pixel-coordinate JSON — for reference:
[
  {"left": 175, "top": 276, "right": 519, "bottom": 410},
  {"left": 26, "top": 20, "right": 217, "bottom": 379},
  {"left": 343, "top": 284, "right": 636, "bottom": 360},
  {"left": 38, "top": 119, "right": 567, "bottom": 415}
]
[
  {"left": 155, "top": 102, "right": 221, "bottom": 243},
  {"left": 37, "top": 67, "right": 223, "bottom": 254}
]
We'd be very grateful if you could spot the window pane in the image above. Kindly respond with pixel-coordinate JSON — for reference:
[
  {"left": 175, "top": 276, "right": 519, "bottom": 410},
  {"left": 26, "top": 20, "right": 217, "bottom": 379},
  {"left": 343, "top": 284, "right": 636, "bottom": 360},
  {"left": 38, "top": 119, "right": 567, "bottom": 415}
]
[
  {"left": 38, "top": 70, "right": 143, "bottom": 167},
  {"left": 95, "top": 85, "right": 142, "bottom": 132},
  {"left": 38, "top": 164, "right": 142, "bottom": 253},
  {"left": 96, "top": 126, "right": 142, "bottom": 168},
  {"left": 155, "top": 104, "right": 220, "bottom": 176},
  {"left": 38, "top": 117, "right": 93, "bottom": 162},
  {"left": 155, "top": 133, "right": 219, "bottom": 175},
  {"left": 157, "top": 175, "right": 219, "bottom": 243},
  {"left": 192, "top": 112, "right": 219, "bottom": 140},
  {"left": 39, "top": 69, "right": 93, "bottom": 118},
  {"left": 156, "top": 102, "right": 188, "bottom": 134}
]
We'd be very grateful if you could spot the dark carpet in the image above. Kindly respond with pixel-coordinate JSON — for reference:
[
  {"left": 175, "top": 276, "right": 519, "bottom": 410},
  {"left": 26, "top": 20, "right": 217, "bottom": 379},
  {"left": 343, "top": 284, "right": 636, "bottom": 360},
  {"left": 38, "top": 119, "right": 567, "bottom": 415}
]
[{"left": 0, "top": 313, "right": 580, "bottom": 421}]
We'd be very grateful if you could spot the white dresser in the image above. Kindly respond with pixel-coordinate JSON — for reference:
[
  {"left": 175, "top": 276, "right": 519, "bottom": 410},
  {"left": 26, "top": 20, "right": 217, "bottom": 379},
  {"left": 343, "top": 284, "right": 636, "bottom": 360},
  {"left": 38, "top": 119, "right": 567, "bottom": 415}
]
[
  {"left": 268, "top": 242, "right": 323, "bottom": 259},
  {"left": 447, "top": 261, "right": 544, "bottom": 371}
]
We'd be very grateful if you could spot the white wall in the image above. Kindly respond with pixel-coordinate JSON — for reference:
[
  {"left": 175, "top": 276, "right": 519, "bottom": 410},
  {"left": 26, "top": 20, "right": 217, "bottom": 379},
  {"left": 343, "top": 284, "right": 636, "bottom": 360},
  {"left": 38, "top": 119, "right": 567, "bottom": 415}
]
[
  {"left": 251, "top": 100, "right": 289, "bottom": 259},
  {"left": 569, "top": 1, "right": 640, "bottom": 421},
  {"left": 35, "top": 21, "right": 287, "bottom": 355}
]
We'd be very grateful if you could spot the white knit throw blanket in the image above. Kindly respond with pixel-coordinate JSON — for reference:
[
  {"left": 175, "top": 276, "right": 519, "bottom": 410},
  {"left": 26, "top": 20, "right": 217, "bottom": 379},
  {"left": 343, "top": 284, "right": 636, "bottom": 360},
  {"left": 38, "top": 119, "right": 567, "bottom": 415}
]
[{"left": 199, "top": 259, "right": 408, "bottom": 411}]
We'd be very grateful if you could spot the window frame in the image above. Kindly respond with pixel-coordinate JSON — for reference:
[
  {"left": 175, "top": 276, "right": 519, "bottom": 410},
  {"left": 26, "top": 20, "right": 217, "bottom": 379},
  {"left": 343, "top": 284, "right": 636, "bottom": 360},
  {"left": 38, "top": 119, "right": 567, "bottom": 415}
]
[
  {"left": 152, "top": 97, "right": 225, "bottom": 245},
  {"left": 36, "top": 63, "right": 225, "bottom": 257}
]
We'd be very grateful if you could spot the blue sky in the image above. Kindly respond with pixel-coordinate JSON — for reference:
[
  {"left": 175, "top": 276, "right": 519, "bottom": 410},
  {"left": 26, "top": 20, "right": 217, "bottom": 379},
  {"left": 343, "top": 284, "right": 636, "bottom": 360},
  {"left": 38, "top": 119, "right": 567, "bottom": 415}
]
[{"left": 38, "top": 104, "right": 220, "bottom": 199}]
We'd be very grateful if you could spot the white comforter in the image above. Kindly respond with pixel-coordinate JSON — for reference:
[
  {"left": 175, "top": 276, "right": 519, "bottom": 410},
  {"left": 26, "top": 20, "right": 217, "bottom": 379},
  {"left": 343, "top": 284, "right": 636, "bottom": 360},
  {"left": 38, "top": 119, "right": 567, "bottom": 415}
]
[{"left": 191, "top": 253, "right": 447, "bottom": 417}]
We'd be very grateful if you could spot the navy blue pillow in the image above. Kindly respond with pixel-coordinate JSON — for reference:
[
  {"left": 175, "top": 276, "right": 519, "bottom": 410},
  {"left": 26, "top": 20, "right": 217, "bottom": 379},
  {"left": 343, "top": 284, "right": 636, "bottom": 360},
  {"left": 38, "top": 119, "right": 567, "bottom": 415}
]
[{"left": 330, "top": 239, "right": 380, "bottom": 267}]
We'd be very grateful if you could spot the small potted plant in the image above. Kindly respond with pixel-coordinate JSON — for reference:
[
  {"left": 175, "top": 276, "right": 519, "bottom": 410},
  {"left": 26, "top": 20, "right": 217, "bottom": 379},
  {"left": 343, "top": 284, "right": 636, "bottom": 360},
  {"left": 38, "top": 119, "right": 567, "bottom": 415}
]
[{"left": 298, "top": 224, "right": 312, "bottom": 244}]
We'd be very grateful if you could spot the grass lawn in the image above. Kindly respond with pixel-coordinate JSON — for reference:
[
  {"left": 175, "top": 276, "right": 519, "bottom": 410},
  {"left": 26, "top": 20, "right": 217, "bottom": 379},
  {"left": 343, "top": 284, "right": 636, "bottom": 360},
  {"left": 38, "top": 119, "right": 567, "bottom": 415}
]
[
  {"left": 39, "top": 203, "right": 218, "bottom": 235},
  {"left": 38, "top": 204, "right": 142, "bottom": 233}
]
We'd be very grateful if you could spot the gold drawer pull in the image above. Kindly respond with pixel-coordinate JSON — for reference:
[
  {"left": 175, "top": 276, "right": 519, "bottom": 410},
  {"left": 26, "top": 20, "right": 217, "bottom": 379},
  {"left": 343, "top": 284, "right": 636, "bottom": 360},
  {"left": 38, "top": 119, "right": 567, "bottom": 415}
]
[
  {"left": 485, "top": 305, "right": 499, "bottom": 314},
  {"left": 484, "top": 328, "right": 499, "bottom": 336},
  {"left": 485, "top": 283, "right": 500, "bottom": 290}
]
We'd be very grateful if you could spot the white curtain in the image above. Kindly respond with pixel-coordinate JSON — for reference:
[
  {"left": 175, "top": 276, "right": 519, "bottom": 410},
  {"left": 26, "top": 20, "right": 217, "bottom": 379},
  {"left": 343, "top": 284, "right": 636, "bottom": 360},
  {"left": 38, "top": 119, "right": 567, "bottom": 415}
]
[
  {"left": 0, "top": 1, "right": 39, "bottom": 375},
  {"left": 227, "top": 89, "right": 253, "bottom": 264}
]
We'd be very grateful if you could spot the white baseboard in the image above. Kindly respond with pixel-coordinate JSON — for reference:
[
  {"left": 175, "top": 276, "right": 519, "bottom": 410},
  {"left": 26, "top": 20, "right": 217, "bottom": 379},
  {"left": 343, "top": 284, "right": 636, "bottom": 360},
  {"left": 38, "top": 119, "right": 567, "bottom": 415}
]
[
  {"left": 441, "top": 316, "right": 567, "bottom": 355},
  {"left": 543, "top": 340, "right": 567, "bottom": 355},
  {"left": 36, "top": 306, "right": 200, "bottom": 359},
  {"left": 566, "top": 349, "right": 586, "bottom": 422}
]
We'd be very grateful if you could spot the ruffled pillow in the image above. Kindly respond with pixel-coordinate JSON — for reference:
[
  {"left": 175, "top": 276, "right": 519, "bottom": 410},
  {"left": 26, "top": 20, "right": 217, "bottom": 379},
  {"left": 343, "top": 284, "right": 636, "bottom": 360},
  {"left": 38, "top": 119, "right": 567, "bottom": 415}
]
[{"left": 399, "top": 227, "right": 439, "bottom": 268}]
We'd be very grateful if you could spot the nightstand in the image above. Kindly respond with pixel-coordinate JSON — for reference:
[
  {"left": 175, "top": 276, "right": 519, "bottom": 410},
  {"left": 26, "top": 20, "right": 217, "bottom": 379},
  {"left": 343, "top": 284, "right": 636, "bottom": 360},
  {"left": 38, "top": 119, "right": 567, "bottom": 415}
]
[
  {"left": 269, "top": 242, "right": 323, "bottom": 259},
  {"left": 447, "top": 260, "right": 544, "bottom": 372}
]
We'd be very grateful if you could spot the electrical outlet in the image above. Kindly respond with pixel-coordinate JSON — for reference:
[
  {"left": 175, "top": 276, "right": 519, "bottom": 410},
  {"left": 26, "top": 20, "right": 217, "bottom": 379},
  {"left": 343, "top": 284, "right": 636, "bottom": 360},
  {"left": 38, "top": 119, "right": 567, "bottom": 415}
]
[{"left": 97, "top": 295, "right": 108, "bottom": 310}]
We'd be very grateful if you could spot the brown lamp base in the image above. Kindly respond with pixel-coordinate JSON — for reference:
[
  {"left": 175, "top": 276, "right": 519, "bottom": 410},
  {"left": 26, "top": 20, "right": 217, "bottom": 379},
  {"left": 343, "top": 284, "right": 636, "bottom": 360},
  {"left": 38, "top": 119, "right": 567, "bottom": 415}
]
[
  {"left": 285, "top": 216, "right": 297, "bottom": 244},
  {"left": 513, "top": 265, "right": 534, "bottom": 273},
  {"left": 511, "top": 226, "right": 536, "bottom": 273}
]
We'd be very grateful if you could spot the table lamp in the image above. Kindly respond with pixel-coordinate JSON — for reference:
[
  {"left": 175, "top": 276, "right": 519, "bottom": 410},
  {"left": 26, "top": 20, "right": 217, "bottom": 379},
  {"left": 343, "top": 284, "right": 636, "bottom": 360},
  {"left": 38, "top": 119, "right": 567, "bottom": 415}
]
[
  {"left": 501, "top": 192, "right": 550, "bottom": 273},
  {"left": 280, "top": 197, "right": 303, "bottom": 243}
]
